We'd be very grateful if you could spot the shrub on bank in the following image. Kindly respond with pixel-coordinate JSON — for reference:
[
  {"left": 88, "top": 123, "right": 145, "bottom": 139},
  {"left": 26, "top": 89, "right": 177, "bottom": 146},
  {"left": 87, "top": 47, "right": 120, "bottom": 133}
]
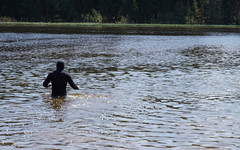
[
  {"left": 81, "top": 9, "right": 103, "bottom": 23},
  {"left": 0, "top": 16, "right": 17, "bottom": 22}
]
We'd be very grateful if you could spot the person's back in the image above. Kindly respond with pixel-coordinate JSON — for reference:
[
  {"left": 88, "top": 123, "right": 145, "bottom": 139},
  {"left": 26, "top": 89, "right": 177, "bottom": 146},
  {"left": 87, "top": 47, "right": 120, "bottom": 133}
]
[{"left": 43, "top": 61, "right": 79, "bottom": 97}]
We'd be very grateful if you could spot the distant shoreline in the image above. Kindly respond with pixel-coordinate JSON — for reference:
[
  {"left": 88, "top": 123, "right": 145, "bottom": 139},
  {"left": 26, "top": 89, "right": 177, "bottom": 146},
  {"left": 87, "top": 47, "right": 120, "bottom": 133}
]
[{"left": 0, "top": 22, "right": 240, "bottom": 35}]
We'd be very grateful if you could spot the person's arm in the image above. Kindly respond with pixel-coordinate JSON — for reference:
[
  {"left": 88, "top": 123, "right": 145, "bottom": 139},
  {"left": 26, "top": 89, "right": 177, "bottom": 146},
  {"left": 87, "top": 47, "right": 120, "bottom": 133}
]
[
  {"left": 68, "top": 75, "right": 79, "bottom": 90},
  {"left": 43, "top": 74, "right": 51, "bottom": 87}
]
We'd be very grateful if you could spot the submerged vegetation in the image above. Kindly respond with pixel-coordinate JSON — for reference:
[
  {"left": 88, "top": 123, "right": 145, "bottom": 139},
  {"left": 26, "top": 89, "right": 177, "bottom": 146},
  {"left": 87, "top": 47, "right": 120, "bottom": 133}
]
[{"left": 0, "top": 0, "right": 240, "bottom": 25}]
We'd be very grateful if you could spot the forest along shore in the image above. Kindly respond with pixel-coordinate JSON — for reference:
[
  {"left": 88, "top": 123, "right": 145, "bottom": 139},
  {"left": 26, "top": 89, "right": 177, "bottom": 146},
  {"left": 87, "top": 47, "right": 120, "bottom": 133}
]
[
  {"left": 1, "top": 1, "right": 240, "bottom": 25},
  {"left": 0, "top": 22, "right": 240, "bottom": 35}
]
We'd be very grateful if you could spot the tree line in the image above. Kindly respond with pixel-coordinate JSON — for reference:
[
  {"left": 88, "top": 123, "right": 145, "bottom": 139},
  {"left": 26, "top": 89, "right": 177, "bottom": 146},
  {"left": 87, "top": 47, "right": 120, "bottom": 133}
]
[{"left": 0, "top": 0, "right": 240, "bottom": 25}]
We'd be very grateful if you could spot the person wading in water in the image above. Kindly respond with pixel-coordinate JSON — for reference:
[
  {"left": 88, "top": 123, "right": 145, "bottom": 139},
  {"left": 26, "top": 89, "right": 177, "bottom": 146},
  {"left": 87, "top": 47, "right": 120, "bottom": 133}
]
[{"left": 43, "top": 61, "right": 79, "bottom": 97}]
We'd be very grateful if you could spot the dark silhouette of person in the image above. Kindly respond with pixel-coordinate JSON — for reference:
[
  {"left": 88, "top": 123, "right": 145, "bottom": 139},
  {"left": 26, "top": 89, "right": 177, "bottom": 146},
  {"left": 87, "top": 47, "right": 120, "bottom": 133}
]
[{"left": 43, "top": 61, "right": 79, "bottom": 97}]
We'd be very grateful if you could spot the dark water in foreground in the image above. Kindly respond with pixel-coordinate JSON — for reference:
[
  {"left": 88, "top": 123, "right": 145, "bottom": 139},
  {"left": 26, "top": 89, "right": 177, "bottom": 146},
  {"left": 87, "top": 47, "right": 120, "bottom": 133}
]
[{"left": 1, "top": 33, "right": 240, "bottom": 149}]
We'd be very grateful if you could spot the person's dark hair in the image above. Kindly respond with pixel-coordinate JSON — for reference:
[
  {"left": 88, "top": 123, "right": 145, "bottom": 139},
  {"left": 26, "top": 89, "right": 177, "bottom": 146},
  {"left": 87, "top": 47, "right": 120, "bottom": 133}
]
[{"left": 56, "top": 61, "right": 64, "bottom": 71}]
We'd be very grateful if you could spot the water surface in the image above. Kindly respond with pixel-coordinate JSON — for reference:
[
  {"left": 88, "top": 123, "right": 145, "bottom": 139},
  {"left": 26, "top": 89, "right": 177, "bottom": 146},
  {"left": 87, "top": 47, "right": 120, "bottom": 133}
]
[{"left": 1, "top": 33, "right": 240, "bottom": 149}]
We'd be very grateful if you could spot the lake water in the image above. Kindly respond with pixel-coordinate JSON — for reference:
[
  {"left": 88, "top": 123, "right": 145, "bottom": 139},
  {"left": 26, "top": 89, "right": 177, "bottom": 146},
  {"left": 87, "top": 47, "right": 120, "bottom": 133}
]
[{"left": 1, "top": 32, "right": 240, "bottom": 149}]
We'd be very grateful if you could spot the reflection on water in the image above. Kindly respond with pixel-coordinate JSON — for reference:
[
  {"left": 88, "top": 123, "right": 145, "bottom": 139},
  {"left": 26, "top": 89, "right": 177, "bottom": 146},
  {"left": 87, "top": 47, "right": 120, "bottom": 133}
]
[{"left": 1, "top": 33, "right": 240, "bottom": 149}]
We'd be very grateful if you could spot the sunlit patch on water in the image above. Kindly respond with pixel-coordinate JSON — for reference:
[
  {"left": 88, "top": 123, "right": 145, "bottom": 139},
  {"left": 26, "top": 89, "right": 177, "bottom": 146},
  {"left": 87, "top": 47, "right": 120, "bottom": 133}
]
[
  {"left": 42, "top": 93, "right": 111, "bottom": 110},
  {"left": 1, "top": 33, "right": 240, "bottom": 149}
]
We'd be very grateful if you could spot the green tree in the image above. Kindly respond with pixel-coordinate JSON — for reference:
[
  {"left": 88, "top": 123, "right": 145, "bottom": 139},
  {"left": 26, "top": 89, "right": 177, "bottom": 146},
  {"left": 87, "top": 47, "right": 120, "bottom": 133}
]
[
  {"left": 40, "top": 0, "right": 59, "bottom": 22},
  {"left": 193, "top": 0, "right": 200, "bottom": 19},
  {"left": 235, "top": 1, "right": 240, "bottom": 24},
  {"left": 222, "top": 0, "right": 234, "bottom": 24},
  {"left": 186, "top": 0, "right": 202, "bottom": 24},
  {"left": 209, "top": 0, "right": 223, "bottom": 24},
  {"left": 81, "top": 9, "right": 102, "bottom": 23},
  {"left": 199, "top": 0, "right": 210, "bottom": 24},
  {"left": 98, "top": 0, "right": 121, "bottom": 22},
  {"left": 58, "top": 0, "right": 79, "bottom": 22},
  {"left": 119, "top": 0, "right": 139, "bottom": 23},
  {"left": 19, "top": 0, "right": 42, "bottom": 21},
  {"left": 0, "top": 0, "right": 239, "bottom": 25},
  {"left": 175, "top": 0, "right": 188, "bottom": 24}
]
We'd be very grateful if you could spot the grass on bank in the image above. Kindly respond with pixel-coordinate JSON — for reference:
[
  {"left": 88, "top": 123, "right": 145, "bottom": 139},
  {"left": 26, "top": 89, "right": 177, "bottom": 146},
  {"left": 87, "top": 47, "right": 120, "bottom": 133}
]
[{"left": 0, "top": 22, "right": 240, "bottom": 29}]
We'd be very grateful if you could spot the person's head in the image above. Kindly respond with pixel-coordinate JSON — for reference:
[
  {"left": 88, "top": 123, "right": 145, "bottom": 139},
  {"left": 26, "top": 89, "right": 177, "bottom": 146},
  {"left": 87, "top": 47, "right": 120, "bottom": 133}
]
[{"left": 56, "top": 61, "right": 64, "bottom": 71}]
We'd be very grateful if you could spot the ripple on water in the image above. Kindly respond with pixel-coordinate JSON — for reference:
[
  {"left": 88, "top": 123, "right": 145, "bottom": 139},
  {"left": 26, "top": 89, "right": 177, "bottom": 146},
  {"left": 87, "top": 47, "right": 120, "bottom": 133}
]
[{"left": 1, "top": 33, "right": 240, "bottom": 149}]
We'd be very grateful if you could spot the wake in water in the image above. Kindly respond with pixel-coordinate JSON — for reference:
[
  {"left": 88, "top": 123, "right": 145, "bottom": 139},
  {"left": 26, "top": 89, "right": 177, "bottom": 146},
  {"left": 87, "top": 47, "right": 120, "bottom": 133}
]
[{"left": 42, "top": 93, "right": 110, "bottom": 110}]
